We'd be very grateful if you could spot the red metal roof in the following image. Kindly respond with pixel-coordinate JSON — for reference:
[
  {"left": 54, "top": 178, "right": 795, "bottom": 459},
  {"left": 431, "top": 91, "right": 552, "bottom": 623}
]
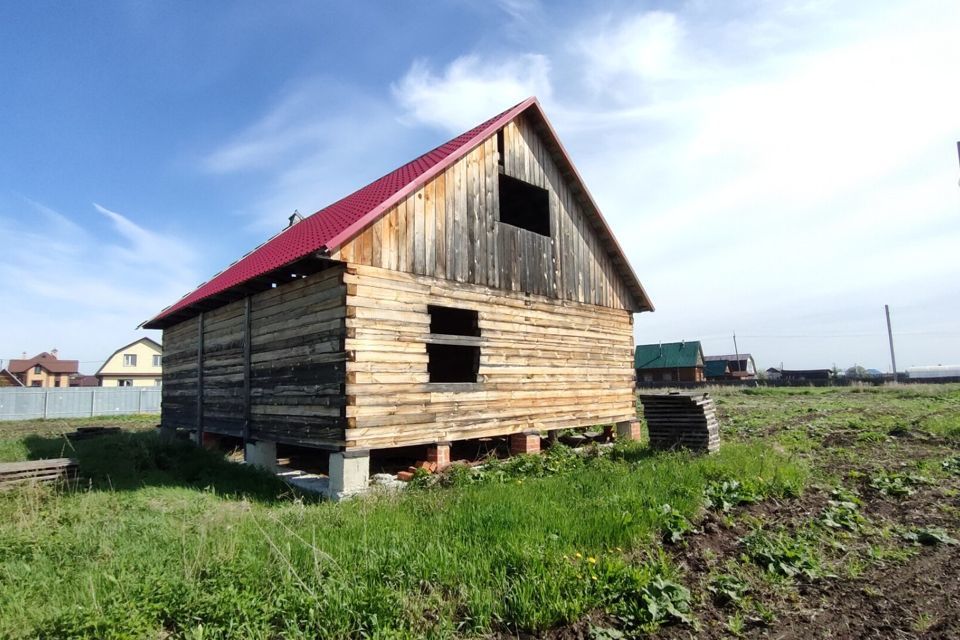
[{"left": 144, "top": 97, "right": 651, "bottom": 328}]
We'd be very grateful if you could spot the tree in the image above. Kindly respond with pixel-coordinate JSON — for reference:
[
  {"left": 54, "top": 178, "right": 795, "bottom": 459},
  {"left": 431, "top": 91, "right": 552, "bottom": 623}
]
[{"left": 845, "top": 365, "right": 867, "bottom": 380}]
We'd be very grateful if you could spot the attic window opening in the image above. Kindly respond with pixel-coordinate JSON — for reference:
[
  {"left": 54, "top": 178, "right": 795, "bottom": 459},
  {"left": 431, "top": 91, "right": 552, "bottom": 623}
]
[
  {"left": 427, "top": 306, "right": 480, "bottom": 383},
  {"left": 498, "top": 174, "right": 550, "bottom": 237}
]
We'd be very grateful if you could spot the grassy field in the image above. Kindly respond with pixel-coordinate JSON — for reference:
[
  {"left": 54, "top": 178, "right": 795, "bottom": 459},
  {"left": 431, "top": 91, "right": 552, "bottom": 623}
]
[{"left": 0, "top": 385, "right": 958, "bottom": 638}]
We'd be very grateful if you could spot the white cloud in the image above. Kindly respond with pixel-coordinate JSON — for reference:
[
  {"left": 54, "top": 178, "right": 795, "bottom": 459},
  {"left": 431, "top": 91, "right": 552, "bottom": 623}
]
[
  {"left": 389, "top": 1, "right": 960, "bottom": 369},
  {"left": 577, "top": 11, "right": 689, "bottom": 89},
  {"left": 392, "top": 54, "right": 552, "bottom": 132},
  {"left": 0, "top": 200, "right": 201, "bottom": 369},
  {"left": 495, "top": 0, "right": 541, "bottom": 25}
]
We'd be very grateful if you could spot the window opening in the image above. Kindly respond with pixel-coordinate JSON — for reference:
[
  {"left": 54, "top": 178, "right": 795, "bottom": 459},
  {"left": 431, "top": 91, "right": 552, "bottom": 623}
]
[
  {"left": 429, "top": 305, "right": 480, "bottom": 337},
  {"left": 498, "top": 174, "right": 550, "bottom": 236},
  {"left": 497, "top": 129, "right": 505, "bottom": 168},
  {"left": 427, "top": 306, "right": 480, "bottom": 383}
]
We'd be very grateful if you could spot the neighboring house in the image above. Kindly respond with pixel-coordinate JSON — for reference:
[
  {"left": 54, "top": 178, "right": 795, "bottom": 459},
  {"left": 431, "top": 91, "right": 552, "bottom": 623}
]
[
  {"left": 0, "top": 368, "right": 24, "bottom": 387},
  {"left": 142, "top": 97, "right": 654, "bottom": 496},
  {"left": 766, "top": 368, "right": 833, "bottom": 383},
  {"left": 703, "top": 359, "right": 729, "bottom": 380},
  {"left": 96, "top": 337, "right": 163, "bottom": 387},
  {"left": 635, "top": 341, "right": 705, "bottom": 383},
  {"left": 71, "top": 375, "right": 101, "bottom": 387},
  {"left": 704, "top": 353, "right": 757, "bottom": 380},
  {"left": 7, "top": 350, "right": 79, "bottom": 387}
]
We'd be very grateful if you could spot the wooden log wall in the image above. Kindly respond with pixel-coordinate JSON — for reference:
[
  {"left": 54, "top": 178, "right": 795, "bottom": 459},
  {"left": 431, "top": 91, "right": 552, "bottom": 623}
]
[
  {"left": 333, "top": 113, "right": 636, "bottom": 312},
  {"left": 161, "top": 317, "right": 200, "bottom": 428},
  {"left": 161, "top": 264, "right": 348, "bottom": 448},
  {"left": 343, "top": 264, "right": 637, "bottom": 450}
]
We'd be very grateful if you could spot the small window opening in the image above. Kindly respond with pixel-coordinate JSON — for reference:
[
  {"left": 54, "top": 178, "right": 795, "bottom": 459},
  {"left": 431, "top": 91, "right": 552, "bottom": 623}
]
[
  {"left": 498, "top": 174, "right": 550, "bottom": 236},
  {"left": 497, "top": 129, "right": 505, "bottom": 168},
  {"left": 429, "top": 305, "right": 479, "bottom": 337},
  {"left": 427, "top": 306, "right": 480, "bottom": 383}
]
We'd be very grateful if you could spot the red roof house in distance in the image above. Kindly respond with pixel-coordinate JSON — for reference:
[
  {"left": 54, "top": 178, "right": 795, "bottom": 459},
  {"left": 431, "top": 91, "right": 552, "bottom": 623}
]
[
  {"left": 146, "top": 97, "right": 652, "bottom": 499},
  {"left": 8, "top": 351, "right": 80, "bottom": 388}
]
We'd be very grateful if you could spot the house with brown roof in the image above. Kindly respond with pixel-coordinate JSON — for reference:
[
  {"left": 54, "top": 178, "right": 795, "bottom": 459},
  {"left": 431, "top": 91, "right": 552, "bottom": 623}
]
[
  {"left": 143, "top": 97, "right": 653, "bottom": 498},
  {"left": 0, "top": 368, "right": 24, "bottom": 387},
  {"left": 7, "top": 351, "right": 79, "bottom": 388}
]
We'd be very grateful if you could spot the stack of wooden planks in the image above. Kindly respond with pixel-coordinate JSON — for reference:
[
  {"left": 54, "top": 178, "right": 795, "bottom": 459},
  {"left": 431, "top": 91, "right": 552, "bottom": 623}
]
[
  {"left": 638, "top": 392, "right": 719, "bottom": 453},
  {"left": 0, "top": 458, "right": 78, "bottom": 489},
  {"left": 65, "top": 426, "right": 121, "bottom": 440}
]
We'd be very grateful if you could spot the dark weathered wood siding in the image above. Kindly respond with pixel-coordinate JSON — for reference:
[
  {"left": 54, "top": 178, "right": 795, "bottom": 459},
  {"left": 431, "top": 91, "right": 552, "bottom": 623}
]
[
  {"left": 333, "top": 113, "right": 636, "bottom": 311},
  {"left": 161, "top": 264, "right": 347, "bottom": 447}
]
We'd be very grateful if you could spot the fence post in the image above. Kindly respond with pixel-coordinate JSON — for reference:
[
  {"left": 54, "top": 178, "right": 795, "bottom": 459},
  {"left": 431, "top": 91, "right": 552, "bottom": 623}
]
[
  {"left": 137, "top": 389, "right": 143, "bottom": 414},
  {"left": 42, "top": 389, "right": 49, "bottom": 419},
  {"left": 90, "top": 389, "right": 96, "bottom": 418}
]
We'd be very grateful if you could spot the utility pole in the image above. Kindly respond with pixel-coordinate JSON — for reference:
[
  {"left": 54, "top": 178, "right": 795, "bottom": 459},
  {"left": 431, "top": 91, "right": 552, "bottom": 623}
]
[
  {"left": 885, "top": 304, "right": 898, "bottom": 383},
  {"left": 732, "top": 332, "right": 741, "bottom": 373}
]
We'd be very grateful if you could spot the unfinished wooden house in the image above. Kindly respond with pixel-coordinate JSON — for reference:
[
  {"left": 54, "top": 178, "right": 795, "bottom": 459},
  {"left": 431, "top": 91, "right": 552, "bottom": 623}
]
[{"left": 143, "top": 97, "right": 653, "bottom": 497}]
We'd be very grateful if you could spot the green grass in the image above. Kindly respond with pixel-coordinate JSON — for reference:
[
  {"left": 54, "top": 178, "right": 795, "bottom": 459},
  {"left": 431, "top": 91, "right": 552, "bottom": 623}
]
[
  {"left": 0, "top": 431, "right": 803, "bottom": 638},
  {"left": 2, "top": 384, "right": 958, "bottom": 638},
  {"left": 0, "top": 413, "right": 157, "bottom": 461}
]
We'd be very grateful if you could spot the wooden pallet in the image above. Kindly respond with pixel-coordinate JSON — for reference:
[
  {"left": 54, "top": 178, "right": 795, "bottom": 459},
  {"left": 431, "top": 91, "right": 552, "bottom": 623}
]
[
  {"left": 0, "top": 458, "right": 79, "bottom": 489},
  {"left": 638, "top": 392, "right": 720, "bottom": 453}
]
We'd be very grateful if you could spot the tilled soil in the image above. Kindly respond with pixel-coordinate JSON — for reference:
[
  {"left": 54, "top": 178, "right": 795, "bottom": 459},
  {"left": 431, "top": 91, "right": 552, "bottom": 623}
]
[
  {"left": 653, "top": 428, "right": 960, "bottom": 638},
  {"left": 543, "top": 388, "right": 960, "bottom": 639},
  {"left": 656, "top": 487, "right": 960, "bottom": 639}
]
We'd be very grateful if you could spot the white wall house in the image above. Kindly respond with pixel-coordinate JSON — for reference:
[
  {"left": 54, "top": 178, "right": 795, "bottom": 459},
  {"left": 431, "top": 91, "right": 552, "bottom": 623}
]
[{"left": 96, "top": 337, "right": 163, "bottom": 387}]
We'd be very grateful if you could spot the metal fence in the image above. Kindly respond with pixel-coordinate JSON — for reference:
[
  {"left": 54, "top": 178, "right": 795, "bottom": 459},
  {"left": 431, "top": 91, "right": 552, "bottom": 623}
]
[{"left": 0, "top": 387, "right": 161, "bottom": 421}]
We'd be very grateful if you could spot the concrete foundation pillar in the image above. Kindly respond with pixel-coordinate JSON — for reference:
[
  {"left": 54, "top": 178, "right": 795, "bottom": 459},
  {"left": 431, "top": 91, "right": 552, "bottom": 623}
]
[
  {"left": 616, "top": 420, "right": 642, "bottom": 441},
  {"left": 328, "top": 450, "right": 370, "bottom": 500},
  {"left": 427, "top": 442, "right": 451, "bottom": 470},
  {"left": 245, "top": 440, "right": 278, "bottom": 472},
  {"left": 510, "top": 431, "right": 541, "bottom": 455}
]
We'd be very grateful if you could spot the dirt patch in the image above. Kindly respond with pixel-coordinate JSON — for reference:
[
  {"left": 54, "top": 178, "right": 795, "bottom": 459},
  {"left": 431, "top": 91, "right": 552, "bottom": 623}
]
[{"left": 776, "top": 546, "right": 960, "bottom": 639}]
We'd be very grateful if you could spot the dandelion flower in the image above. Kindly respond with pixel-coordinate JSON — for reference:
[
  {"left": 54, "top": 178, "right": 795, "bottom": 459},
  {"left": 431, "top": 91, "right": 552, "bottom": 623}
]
[{"left": 588, "top": 557, "right": 597, "bottom": 564}]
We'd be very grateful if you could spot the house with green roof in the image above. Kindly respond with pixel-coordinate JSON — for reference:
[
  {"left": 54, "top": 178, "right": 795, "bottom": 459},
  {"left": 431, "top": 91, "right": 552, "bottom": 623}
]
[
  {"left": 703, "top": 359, "right": 729, "bottom": 380},
  {"left": 634, "top": 341, "right": 705, "bottom": 383}
]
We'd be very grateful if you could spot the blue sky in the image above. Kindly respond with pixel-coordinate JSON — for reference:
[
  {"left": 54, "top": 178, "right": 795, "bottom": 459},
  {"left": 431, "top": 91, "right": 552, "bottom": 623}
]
[{"left": 1, "top": 0, "right": 958, "bottom": 374}]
